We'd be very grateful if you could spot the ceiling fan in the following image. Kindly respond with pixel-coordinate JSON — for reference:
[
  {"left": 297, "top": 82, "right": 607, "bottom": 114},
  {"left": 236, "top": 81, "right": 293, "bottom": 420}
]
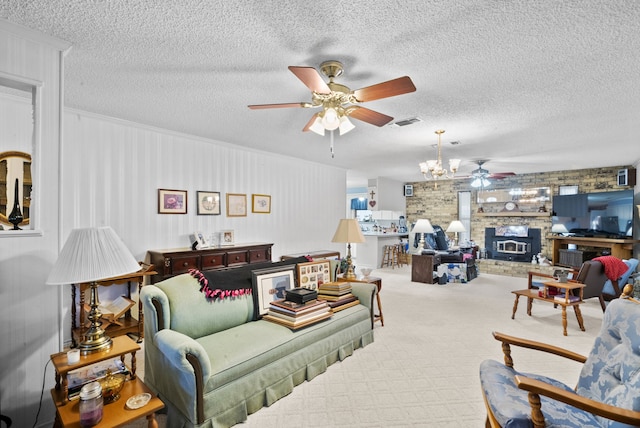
[
  {"left": 248, "top": 60, "right": 416, "bottom": 136},
  {"left": 466, "top": 160, "right": 515, "bottom": 188}
]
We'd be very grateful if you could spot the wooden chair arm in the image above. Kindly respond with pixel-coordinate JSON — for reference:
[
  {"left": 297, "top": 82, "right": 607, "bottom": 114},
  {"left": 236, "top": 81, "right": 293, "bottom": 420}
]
[
  {"left": 515, "top": 375, "right": 640, "bottom": 426},
  {"left": 493, "top": 332, "right": 587, "bottom": 364}
]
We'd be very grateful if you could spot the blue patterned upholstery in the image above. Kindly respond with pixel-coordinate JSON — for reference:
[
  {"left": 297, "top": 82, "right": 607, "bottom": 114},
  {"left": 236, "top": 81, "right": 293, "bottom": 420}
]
[
  {"left": 480, "top": 298, "right": 640, "bottom": 427},
  {"left": 602, "top": 258, "right": 638, "bottom": 296}
]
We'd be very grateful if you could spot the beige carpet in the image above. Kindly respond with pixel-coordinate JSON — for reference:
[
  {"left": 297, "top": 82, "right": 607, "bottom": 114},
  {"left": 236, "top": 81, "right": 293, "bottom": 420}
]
[{"left": 124, "top": 266, "right": 604, "bottom": 427}]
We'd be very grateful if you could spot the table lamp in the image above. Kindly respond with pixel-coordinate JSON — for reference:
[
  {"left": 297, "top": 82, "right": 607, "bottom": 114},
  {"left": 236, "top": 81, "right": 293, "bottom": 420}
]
[
  {"left": 47, "top": 227, "right": 140, "bottom": 354},
  {"left": 331, "top": 219, "right": 366, "bottom": 280},
  {"left": 412, "top": 219, "right": 434, "bottom": 254},
  {"left": 446, "top": 220, "right": 466, "bottom": 247},
  {"left": 551, "top": 223, "right": 569, "bottom": 236}
]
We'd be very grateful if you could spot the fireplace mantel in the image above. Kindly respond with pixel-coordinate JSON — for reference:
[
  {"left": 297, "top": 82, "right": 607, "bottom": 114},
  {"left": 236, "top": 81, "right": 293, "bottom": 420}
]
[{"left": 477, "top": 212, "right": 550, "bottom": 217}]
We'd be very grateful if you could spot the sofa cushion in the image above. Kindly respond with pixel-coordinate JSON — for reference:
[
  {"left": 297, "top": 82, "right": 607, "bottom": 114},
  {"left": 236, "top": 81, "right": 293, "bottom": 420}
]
[{"left": 197, "top": 304, "right": 371, "bottom": 390}]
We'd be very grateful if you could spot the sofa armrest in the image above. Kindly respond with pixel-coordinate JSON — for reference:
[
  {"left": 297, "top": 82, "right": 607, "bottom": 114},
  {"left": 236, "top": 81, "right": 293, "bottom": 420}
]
[
  {"left": 140, "top": 285, "right": 171, "bottom": 342},
  {"left": 154, "top": 329, "right": 211, "bottom": 424},
  {"left": 350, "top": 282, "right": 376, "bottom": 327}
]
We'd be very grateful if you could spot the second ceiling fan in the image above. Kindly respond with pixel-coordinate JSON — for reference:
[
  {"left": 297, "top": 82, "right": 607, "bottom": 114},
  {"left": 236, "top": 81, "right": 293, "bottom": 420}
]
[
  {"left": 466, "top": 160, "right": 515, "bottom": 188},
  {"left": 248, "top": 60, "right": 416, "bottom": 136}
]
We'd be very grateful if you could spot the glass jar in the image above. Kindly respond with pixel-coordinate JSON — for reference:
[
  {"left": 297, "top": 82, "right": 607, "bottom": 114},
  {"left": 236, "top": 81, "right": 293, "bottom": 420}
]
[{"left": 79, "top": 381, "right": 103, "bottom": 427}]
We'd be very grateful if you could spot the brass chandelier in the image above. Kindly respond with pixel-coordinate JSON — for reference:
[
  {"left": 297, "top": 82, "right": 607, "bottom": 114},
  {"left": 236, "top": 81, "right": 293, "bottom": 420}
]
[{"left": 419, "top": 129, "right": 461, "bottom": 182}]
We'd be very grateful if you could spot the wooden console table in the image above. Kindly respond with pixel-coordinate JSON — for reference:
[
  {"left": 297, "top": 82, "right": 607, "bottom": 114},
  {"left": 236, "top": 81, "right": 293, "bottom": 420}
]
[
  {"left": 146, "top": 242, "right": 273, "bottom": 284},
  {"left": 71, "top": 263, "right": 157, "bottom": 347},
  {"left": 549, "top": 236, "right": 639, "bottom": 264}
]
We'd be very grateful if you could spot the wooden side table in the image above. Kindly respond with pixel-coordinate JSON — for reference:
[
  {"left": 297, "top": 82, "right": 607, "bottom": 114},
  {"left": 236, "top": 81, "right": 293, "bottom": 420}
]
[
  {"left": 51, "top": 336, "right": 163, "bottom": 427},
  {"left": 511, "top": 280, "right": 586, "bottom": 336},
  {"left": 71, "top": 263, "right": 157, "bottom": 346},
  {"left": 411, "top": 254, "right": 441, "bottom": 284},
  {"left": 337, "top": 275, "right": 384, "bottom": 326}
]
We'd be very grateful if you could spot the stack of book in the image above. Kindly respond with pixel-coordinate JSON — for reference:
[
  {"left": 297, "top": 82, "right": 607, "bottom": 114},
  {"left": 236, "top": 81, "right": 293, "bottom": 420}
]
[
  {"left": 263, "top": 289, "right": 332, "bottom": 329},
  {"left": 317, "top": 282, "right": 360, "bottom": 312},
  {"left": 553, "top": 293, "right": 580, "bottom": 303},
  {"left": 67, "top": 357, "right": 129, "bottom": 400}
]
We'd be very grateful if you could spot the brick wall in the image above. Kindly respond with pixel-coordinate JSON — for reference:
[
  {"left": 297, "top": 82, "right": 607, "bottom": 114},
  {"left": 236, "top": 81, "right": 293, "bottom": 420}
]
[{"left": 406, "top": 165, "right": 634, "bottom": 277}]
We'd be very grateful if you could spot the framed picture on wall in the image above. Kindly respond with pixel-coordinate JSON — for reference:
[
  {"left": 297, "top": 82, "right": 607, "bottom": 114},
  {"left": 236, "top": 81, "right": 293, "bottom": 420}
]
[
  {"left": 252, "top": 194, "right": 271, "bottom": 214},
  {"left": 197, "top": 191, "right": 221, "bottom": 215},
  {"left": 158, "top": 189, "right": 187, "bottom": 214},
  {"left": 226, "top": 193, "right": 247, "bottom": 217}
]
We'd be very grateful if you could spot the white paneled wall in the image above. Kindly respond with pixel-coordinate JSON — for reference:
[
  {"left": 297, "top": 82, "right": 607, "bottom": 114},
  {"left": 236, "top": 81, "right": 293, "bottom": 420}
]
[{"left": 61, "top": 109, "right": 348, "bottom": 341}]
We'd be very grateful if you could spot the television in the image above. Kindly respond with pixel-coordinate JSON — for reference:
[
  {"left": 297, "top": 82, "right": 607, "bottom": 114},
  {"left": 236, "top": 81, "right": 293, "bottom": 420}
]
[{"left": 552, "top": 189, "right": 634, "bottom": 238}]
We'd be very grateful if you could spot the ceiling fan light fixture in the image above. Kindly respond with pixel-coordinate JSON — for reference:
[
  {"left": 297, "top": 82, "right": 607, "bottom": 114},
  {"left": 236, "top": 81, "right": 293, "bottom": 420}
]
[
  {"left": 321, "top": 107, "right": 340, "bottom": 130},
  {"left": 338, "top": 116, "right": 355, "bottom": 135},
  {"left": 471, "top": 177, "right": 491, "bottom": 188},
  {"left": 309, "top": 117, "right": 325, "bottom": 136}
]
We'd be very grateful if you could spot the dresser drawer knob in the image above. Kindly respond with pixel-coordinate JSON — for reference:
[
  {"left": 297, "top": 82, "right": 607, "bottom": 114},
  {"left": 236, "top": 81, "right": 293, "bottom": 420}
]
[
  {"left": 183, "top": 262, "right": 189, "bottom": 267},
  {"left": 235, "top": 256, "right": 240, "bottom": 260}
]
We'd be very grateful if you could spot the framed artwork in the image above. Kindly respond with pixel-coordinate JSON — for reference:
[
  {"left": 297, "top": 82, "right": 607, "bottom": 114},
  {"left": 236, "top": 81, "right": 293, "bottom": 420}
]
[
  {"left": 197, "top": 191, "right": 220, "bottom": 215},
  {"left": 251, "top": 265, "right": 296, "bottom": 319},
  {"left": 559, "top": 185, "right": 579, "bottom": 195},
  {"left": 158, "top": 189, "right": 187, "bottom": 214},
  {"left": 220, "top": 229, "right": 234, "bottom": 246},
  {"left": 226, "top": 193, "right": 247, "bottom": 217},
  {"left": 296, "top": 260, "right": 331, "bottom": 290},
  {"left": 252, "top": 194, "right": 271, "bottom": 214}
]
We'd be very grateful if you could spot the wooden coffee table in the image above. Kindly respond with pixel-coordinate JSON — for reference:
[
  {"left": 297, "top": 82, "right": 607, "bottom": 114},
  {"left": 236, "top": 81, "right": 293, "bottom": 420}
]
[{"left": 511, "top": 280, "right": 586, "bottom": 336}]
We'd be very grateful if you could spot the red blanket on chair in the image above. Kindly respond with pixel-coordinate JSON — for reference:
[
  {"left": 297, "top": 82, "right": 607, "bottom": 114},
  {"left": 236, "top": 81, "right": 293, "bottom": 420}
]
[{"left": 593, "top": 256, "right": 629, "bottom": 281}]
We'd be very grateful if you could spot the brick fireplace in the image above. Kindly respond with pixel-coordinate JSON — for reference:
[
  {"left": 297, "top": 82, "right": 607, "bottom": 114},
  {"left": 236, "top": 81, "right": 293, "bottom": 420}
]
[{"left": 485, "top": 226, "right": 541, "bottom": 262}]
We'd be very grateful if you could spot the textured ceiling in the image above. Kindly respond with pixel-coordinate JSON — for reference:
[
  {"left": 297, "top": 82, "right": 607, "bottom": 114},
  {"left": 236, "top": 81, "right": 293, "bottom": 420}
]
[{"left": 2, "top": 1, "right": 640, "bottom": 187}]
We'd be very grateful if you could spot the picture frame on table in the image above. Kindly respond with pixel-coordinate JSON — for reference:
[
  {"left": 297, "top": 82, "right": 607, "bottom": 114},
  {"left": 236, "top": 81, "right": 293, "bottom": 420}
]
[
  {"left": 296, "top": 260, "right": 331, "bottom": 290},
  {"left": 251, "top": 194, "right": 271, "bottom": 214},
  {"left": 158, "top": 189, "right": 187, "bottom": 214},
  {"left": 192, "top": 231, "right": 209, "bottom": 249},
  {"left": 220, "top": 230, "right": 234, "bottom": 246},
  {"left": 251, "top": 265, "right": 296, "bottom": 319},
  {"left": 197, "top": 191, "right": 221, "bottom": 215},
  {"left": 226, "top": 193, "right": 247, "bottom": 217}
]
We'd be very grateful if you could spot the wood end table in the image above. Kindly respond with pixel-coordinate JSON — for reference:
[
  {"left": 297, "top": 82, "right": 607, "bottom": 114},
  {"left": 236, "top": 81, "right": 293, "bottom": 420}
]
[{"left": 511, "top": 280, "right": 586, "bottom": 336}]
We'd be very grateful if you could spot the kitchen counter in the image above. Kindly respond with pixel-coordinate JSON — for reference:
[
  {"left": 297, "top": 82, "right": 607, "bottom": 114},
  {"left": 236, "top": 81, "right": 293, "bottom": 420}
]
[{"left": 356, "top": 233, "right": 409, "bottom": 269}]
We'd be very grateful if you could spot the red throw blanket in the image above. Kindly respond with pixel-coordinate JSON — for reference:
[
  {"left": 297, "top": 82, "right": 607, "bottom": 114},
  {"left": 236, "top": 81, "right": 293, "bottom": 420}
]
[{"left": 593, "top": 256, "right": 629, "bottom": 281}]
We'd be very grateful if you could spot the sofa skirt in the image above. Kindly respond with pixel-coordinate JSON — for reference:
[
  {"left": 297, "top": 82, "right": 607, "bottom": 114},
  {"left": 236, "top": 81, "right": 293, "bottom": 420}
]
[{"left": 162, "top": 328, "right": 374, "bottom": 428}]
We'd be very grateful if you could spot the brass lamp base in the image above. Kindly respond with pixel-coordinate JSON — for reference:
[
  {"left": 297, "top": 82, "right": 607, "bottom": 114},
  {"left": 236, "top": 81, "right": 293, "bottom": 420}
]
[
  {"left": 343, "top": 243, "right": 357, "bottom": 280},
  {"left": 78, "top": 333, "right": 112, "bottom": 354},
  {"left": 79, "top": 281, "right": 113, "bottom": 354}
]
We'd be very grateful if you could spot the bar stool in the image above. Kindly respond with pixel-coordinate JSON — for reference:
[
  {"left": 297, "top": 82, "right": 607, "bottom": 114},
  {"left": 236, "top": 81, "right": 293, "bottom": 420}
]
[{"left": 380, "top": 244, "right": 400, "bottom": 268}]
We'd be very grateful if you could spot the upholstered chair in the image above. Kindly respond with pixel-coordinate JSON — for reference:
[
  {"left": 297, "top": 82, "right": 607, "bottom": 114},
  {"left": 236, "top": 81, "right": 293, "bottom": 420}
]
[{"left": 480, "top": 287, "right": 640, "bottom": 428}]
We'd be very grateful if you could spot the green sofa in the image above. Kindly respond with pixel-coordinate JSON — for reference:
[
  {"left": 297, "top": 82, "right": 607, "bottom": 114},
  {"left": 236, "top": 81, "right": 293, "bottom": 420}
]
[{"left": 140, "top": 265, "right": 376, "bottom": 428}]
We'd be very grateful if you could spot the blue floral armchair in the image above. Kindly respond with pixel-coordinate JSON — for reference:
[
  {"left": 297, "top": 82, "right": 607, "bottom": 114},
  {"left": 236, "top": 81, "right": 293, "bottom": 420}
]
[{"left": 480, "top": 286, "right": 640, "bottom": 428}]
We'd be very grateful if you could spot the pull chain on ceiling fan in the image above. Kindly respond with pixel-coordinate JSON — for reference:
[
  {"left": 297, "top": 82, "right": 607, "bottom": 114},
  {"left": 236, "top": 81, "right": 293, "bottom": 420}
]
[{"left": 248, "top": 60, "right": 416, "bottom": 155}]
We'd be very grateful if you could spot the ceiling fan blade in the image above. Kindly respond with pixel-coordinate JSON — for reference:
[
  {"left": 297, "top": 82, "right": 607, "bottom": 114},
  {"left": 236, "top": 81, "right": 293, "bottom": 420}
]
[
  {"left": 348, "top": 106, "right": 394, "bottom": 127},
  {"left": 353, "top": 76, "right": 416, "bottom": 102},
  {"left": 490, "top": 172, "right": 516, "bottom": 179},
  {"left": 302, "top": 113, "right": 320, "bottom": 132},
  {"left": 248, "top": 102, "right": 310, "bottom": 110},
  {"left": 288, "top": 66, "right": 331, "bottom": 94}
]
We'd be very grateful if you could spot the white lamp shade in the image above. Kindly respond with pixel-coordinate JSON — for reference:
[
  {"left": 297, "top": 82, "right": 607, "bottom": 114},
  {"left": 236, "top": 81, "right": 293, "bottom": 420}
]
[
  {"left": 412, "top": 219, "right": 434, "bottom": 234},
  {"left": 331, "top": 219, "right": 366, "bottom": 244},
  {"left": 446, "top": 220, "right": 466, "bottom": 233},
  {"left": 551, "top": 224, "right": 569, "bottom": 234},
  {"left": 309, "top": 116, "right": 325, "bottom": 136},
  {"left": 322, "top": 108, "right": 340, "bottom": 130},
  {"left": 46, "top": 226, "right": 140, "bottom": 285},
  {"left": 338, "top": 116, "right": 355, "bottom": 135},
  {"left": 449, "top": 159, "right": 461, "bottom": 171}
]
